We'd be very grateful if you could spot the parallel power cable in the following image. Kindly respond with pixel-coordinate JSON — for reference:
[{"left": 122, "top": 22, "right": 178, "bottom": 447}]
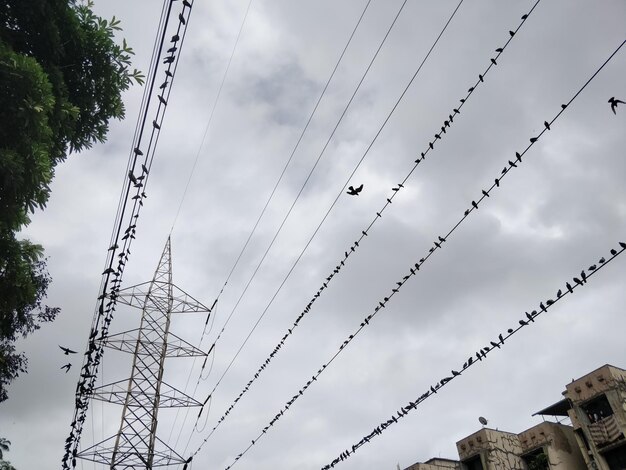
[
  {"left": 201, "top": 0, "right": 374, "bottom": 299},
  {"left": 320, "top": 242, "right": 626, "bottom": 469},
  {"left": 167, "top": 0, "right": 376, "bottom": 452},
  {"left": 189, "top": 0, "right": 536, "bottom": 446},
  {"left": 62, "top": 2, "right": 197, "bottom": 467},
  {"left": 206, "top": 0, "right": 413, "bottom": 354},
  {"left": 203, "top": 0, "right": 466, "bottom": 415},
  {"left": 164, "top": 0, "right": 256, "bottom": 447},
  {"left": 197, "top": 39, "right": 625, "bottom": 468}
]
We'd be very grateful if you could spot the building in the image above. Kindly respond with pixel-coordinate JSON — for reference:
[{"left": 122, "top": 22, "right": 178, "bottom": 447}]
[
  {"left": 403, "top": 457, "right": 461, "bottom": 470},
  {"left": 537, "top": 364, "right": 626, "bottom": 469},
  {"left": 405, "top": 364, "right": 625, "bottom": 470}
]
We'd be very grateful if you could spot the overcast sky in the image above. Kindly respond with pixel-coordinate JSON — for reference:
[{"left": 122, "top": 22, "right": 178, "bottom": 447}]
[{"left": 1, "top": 1, "right": 625, "bottom": 469}]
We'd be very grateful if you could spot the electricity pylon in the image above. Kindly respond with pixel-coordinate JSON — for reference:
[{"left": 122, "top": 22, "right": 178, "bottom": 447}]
[{"left": 78, "top": 237, "right": 210, "bottom": 468}]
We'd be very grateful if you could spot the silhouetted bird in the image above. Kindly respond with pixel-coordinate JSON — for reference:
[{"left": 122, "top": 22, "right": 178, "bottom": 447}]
[
  {"left": 561, "top": 104, "right": 567, "bottom": 109},
  {"left": 494, "top": 178, "right": 500, "bottom": 187},
  {"left": 620, "top": 242, "right": 626, "bottom": 249},
  {"left": 158, "top": 95, "right": 167, "bottom": 105},
  {"left": 472, "top": 201, "right": 478, "bottom": 210},
  {"left": 610, "top": 249, "right": 617, "bottom": 256},
  {"left": 171, "top": 34, "right": 180, "bottom": 42},
  {"left": 608, "top": 97, "right": 625, "bottom": 114},
  {"left": 179, "top": 13, "right": 186, "bottom": 24},
  {"left": 153, "top": 120, "right": 161, "bottom": 129},
  {"left": 347, "top": 184, "right": 363, "bottom": 196},
  {"left": 133, "top": 147, "right": 143, "bottom": 156},
  {"left": 495, "top": 47, "right": 503, "bottom": 53},
  {"left": 61, "top": 363, "right": 72, "bottom": 373},
  {"left": 521, "top": 14, "right": 528, "bottom": 19},
  {"left": 478, "top": 74, "right": 484, "bottom": 83},
  {"left": 509, "top": 30, "right": 515, "bottom": 37},
  {"left": 530, "top": 137, "right": 538, "bottom": 143},
  {"left": 544, "top": 121, "right": 551, "bottom": 130},
  {"left": 515, "top": 152, "right": 522, "bottom": 162},
  {"left": 60, "top": 346, "right": 77, "bottom": 355},
  {"left": 482, "top": 190, "right": 489, "bottom": 197},
  {"left": 491, "top": 58, "right": 497, "bottom": 65},
  {"left": 128, "top": 171, "right": 138, "bottom": 185}
]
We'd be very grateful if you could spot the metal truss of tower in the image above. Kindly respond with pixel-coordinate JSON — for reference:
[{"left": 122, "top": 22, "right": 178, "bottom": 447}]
[{"left": 77, "top": 237, "right": 210, "bottom": 468}]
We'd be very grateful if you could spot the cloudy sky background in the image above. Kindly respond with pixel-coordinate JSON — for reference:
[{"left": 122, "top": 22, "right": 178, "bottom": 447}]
[{"left": 1, "top": 0, "right": 625, "bottom": 469}]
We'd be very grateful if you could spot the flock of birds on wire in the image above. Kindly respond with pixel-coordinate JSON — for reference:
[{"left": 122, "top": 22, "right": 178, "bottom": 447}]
[
  {"left": 184, "top": 8, "right": 624, "bottom": 466},
  {"left": 61, "top": 1, "right": 194, "bottom": 468},
  {"left": 52, "top": 0, "right": 625, "bottom": 468}
]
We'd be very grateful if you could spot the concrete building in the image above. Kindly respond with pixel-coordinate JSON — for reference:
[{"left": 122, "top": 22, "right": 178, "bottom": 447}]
[
  {"left": 405, "top": 364, "right": 625, "bottom": 470},
  {"left": 456, "top": 428, "right": 524, "bottom": 470},
  {"left": 403, "top": 457, "right": 461, "bottom": 470},
  {"left": 561, "top": 364, "right": 626, "bottom": 469},
  {"left": 518, "top": 421, "right": 587, "bottom": 470}
]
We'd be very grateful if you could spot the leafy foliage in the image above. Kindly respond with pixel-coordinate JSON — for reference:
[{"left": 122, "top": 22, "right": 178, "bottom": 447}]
[
  {"left": 0, "top": 438, "right": 16, "bottom": 470},
  {"left": 0, "top": 0, "right": 141, "bottom": 401}
]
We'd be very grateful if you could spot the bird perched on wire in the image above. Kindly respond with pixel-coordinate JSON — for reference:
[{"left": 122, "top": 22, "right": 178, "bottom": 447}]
[
  {"left": 608, "top": 97, "right": 625, "bottom": 114},
  {"left": 346, "top": 184, "right": 364, "bottom": 196},
  {"left": 61, "top": 363, "right": 72, "bottom": 373},
  {"left": 59, "top": 346, "right": 77, "bottom": 355}
]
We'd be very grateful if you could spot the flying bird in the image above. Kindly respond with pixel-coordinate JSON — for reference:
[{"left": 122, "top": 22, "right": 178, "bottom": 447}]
[
  {"left": 59, "top": 346, "right": 77, "bottom": 355},
  {"left": 346, "top": 184, "right": 363, "bottom": 196},
  {"left": 61, "top": 363, "right": 72, "bottom": 373},
  {"left": 608, "top": 97, "right": 625, "bottom": 114}
]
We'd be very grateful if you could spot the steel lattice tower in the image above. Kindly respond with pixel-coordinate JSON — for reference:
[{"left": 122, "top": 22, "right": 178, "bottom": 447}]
[{"left": 78, "top": 237, "right": 210, "bottom": 468}]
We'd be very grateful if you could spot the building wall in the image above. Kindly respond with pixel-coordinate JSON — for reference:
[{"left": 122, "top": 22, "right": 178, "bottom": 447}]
[
  {"left": 564, "top": 364, "right": 626, "bottom": 470},
  {"left": 457, "top": 428, "right": 525, "bottom": 470},
  {"left": 404, "top": 458, "right": 460, "bottom": 470},
  {"left": 518, "top": 421, "right": 587, "bottom": 470}
]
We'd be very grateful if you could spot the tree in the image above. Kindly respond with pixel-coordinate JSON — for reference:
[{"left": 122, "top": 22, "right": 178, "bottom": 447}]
[
  {"left": 0, "top": 0, "right": 143, "bottom": 401},
  {"left": 0, "top": 438, "right": 16, "bottom": 470}
]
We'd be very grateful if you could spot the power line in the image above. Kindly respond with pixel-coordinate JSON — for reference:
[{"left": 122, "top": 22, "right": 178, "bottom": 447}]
[
  {"left": 63, "top": 2, "right": 197, "bottom": 467},
  {"left": 167, "top": 0, "right": 377, "bottom": 453},
  {"left": 165, "top": 0, "right": 256, "bottom": 447},
  {"left": 320, "top": 241, "right": 626, "bottom": 469},
  {"left": 187, "top": 0, "right": 534, "bottom": 447},
  {"left": 205, "top": 0, "right": 412, "bottom": 357},
  {"left": 197, "top": 38, "right": 625, "bottom": 468}
]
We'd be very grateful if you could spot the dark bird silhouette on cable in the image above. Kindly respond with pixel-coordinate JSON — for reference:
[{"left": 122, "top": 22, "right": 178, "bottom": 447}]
[
  {"left": 179, "top": 13, "right": 186, "bottom": 24},
  {"left": 610, "top": 248, "right": 617, "bottom": 256},
  {"left": 494, "top": 178, "right": 500, "bottom": 187},
  {"left": 491, "top": 58, "right": 497, "bottom": 66},
  {"left": 152, "top": 120, "right": 161, "bottom": 129},
  {"left": 515, "top": 152, "right": 522, "bottom": 162},
  {"left": 128, "top": 171, "right": 138, "bottom": 185},
  {"left": 347, "top": 184, "right": 363, "bottom": 196},
  {"left": 496, "top": 47, "right": 503, "bottom": 53},
  {"left": 171, "top": 34, "right": 180, "bottom": 42},
  {"left": 61, "top": 363, "right": 72, "bottom": 373},
  {"left": 544, "top": 121, "right": 551, "bottom": 130},
  {"left": 530, "top": 136, "right": 538, "bottom": 143},
  {"left": 608, "top": 97, "right": 625, "bottom": 114},
  {"left": 60, "top": 346, "right": 77, "bottom": 355}
]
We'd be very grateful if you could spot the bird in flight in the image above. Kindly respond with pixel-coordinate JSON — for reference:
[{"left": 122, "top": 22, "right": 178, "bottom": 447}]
[
  {"left": 61, "top": 363, "right": 72, "bottom": 373},
  {"left": 59, "top": 346, "right": 77, "bottom": 355},
  {"left": 346, "top": 184, "right": 363, "bottom": 196},
  {"left": 608, "top": 97, "right": 625, "bottom": 114}
]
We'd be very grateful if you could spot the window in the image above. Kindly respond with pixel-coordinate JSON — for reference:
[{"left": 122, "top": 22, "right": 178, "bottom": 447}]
[{"left": 462, "top": 455, "right": 484, "bottom": 470}]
